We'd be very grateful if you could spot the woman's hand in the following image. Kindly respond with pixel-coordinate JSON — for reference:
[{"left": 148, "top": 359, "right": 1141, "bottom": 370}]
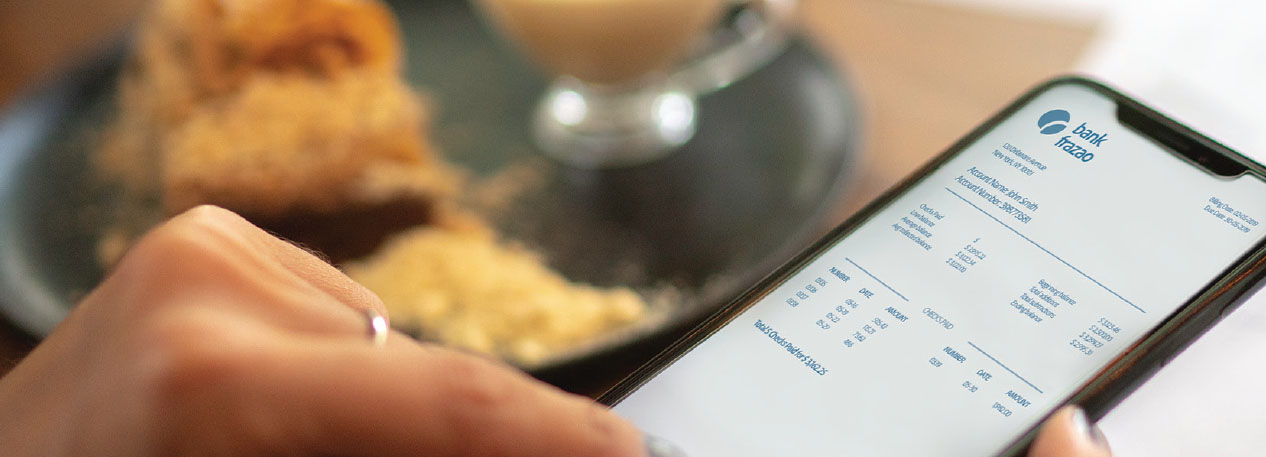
[
  {"left": 0, "top": 206, "right": 645, "bottom": 457},
  {"left": 1030, "top": 406, "right": 1113, "bottom": 457}
]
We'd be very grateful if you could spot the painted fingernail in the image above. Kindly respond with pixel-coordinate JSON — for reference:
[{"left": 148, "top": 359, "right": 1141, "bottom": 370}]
[
  {"left": 645, "top": 434, "right": 688, "bottom": 457},
  {"left": 1070, "top": 407, "right": 1111, "bottom": 450}
]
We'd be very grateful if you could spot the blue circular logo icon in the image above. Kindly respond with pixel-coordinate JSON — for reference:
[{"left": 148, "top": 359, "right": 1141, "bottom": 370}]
[{"left": 1037, "top": 109, "right": 1070, "bottom": 135}]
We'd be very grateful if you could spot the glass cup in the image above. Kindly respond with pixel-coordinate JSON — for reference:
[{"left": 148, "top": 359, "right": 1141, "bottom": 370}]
[{"left": 474, "top": 0, "right": 797, "bottom": 168}]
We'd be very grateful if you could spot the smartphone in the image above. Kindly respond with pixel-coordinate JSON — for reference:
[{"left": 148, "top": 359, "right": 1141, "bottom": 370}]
[{"left": 600, "top": 77, "right": 1266, "bottom": 456}]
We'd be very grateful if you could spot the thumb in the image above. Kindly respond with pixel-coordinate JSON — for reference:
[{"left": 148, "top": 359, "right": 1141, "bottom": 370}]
[{"left": 1029, "top": 406, "right": 1112, "bottom": 457}]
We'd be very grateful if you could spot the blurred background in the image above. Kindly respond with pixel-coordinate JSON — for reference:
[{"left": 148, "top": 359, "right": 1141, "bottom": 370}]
[{"left": 2, "top": 0, "right": 1265, "bottom": 456}]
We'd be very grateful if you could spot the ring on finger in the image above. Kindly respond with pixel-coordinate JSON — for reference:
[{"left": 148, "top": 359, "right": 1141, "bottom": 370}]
[{"left": 364, "top": 308, "right": 388, "bottom": 347}]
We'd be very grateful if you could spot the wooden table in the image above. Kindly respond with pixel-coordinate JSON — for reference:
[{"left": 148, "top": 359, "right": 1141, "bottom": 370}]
[{"left": 0, "top": 0, "right": 1093, "bottom": 380}]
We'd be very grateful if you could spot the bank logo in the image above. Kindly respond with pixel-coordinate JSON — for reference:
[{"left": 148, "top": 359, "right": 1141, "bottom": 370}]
[{"left": 1037, "top": 109, "right": 1071, "bottom": 135}]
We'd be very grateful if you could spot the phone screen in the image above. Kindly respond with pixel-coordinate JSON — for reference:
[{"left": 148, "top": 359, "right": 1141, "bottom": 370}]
[{"left": 611, "top": 83, "right": 1266, "bottom": 456}]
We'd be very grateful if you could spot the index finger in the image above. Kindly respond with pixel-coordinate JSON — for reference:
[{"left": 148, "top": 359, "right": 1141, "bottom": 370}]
[{"left": 254, "top": 339, "right": 646, "bottom": 457}]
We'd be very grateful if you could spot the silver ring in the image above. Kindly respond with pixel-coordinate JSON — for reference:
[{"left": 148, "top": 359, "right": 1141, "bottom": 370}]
[{"left": 364, "top": 308, "right": 388, "bottom": 347}]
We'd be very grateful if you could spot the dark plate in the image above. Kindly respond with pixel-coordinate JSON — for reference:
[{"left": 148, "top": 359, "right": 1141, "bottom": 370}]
[{"left": 0, "top": 0, "right": 858, "bottom": 391}]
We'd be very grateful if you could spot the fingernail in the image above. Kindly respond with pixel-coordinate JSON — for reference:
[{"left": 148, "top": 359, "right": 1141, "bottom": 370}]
[
  {"left": 1069, "top": 406, "right": 1111, "bottom": 450},
  {"left": 644, "top": 434, "right": 688, "bottom": 457}
]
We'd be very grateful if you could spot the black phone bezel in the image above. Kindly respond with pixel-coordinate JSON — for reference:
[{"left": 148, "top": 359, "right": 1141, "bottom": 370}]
[{"left": 597, "top": 76, "right": 1266, "bottom": 456}]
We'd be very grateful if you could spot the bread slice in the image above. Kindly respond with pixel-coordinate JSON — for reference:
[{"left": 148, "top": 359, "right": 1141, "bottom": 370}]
[{"left": 98, "top": 0, "right": 454, "bottom": 263}]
